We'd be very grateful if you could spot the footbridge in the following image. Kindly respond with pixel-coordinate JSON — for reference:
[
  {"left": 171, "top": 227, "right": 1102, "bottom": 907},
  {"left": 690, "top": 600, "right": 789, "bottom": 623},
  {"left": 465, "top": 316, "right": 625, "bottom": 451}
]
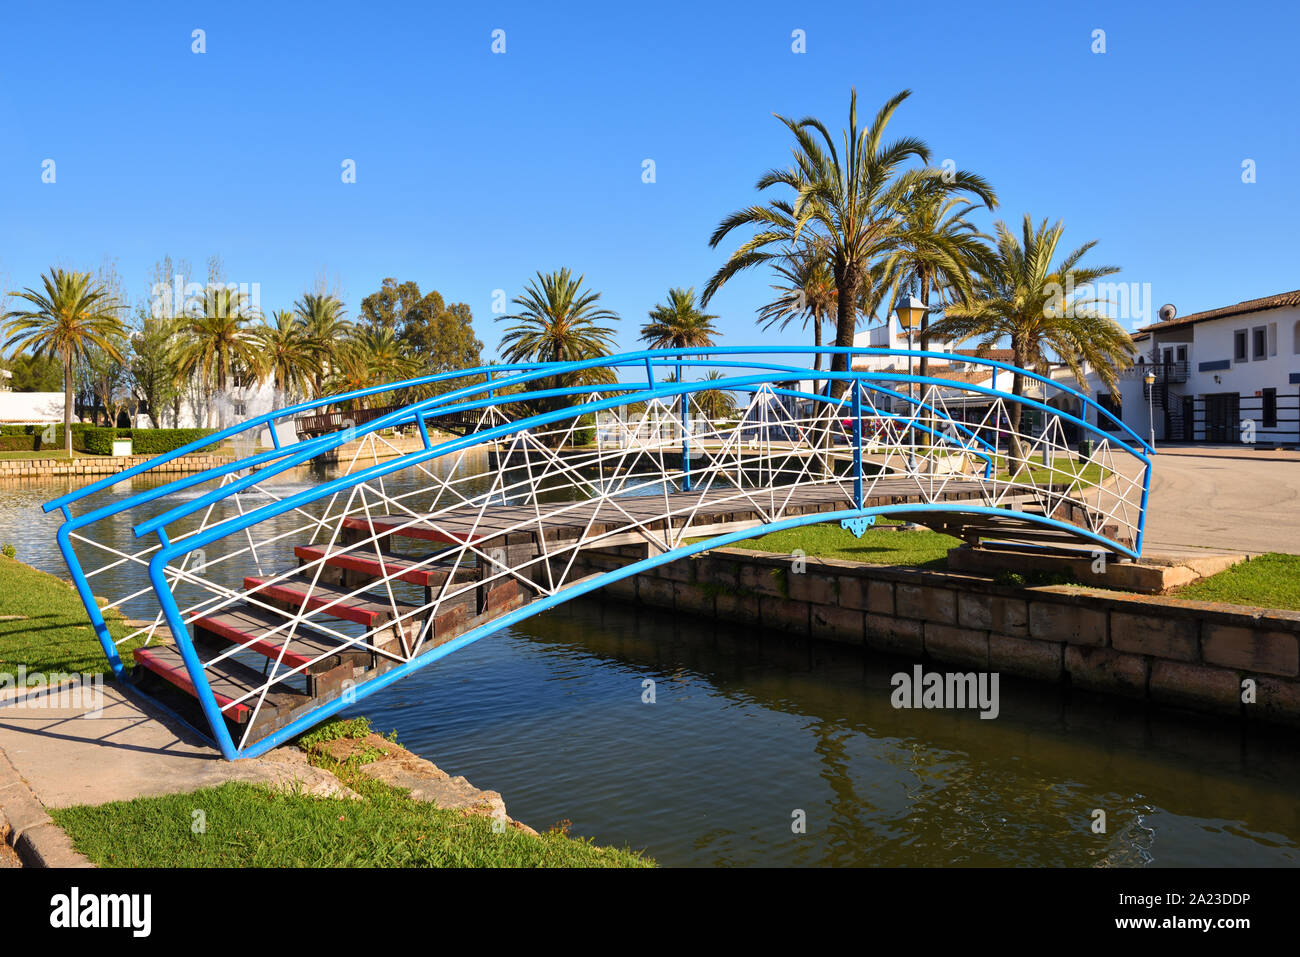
[{"left": 43, "top": 347, "right": 1153, "bottom": 759}]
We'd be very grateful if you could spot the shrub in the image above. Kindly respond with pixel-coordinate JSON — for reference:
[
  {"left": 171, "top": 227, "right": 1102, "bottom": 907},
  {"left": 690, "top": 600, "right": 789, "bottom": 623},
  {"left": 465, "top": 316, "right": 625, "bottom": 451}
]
[
  {"left": 82, "top": 428, "right": 119, "bottom": 456},
  {"left": 79, "top": 427, "right": 216, "bottom": 456},
  {"left": 573, "top": 413, "right": 597, "bottom": 447},
  {"left": 0, "top": 424, "right": 91, "bottom": 452},
  {"left": 129, "top": 428, "right": 214, "bottom": 455}
]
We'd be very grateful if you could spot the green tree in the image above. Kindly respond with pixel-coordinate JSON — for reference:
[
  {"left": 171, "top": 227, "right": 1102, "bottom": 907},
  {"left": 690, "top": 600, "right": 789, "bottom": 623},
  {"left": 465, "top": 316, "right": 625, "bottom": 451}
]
[
  {"left": 695, "top": 369, "right": 738, "bottom": 422},
  {"left": 5, "top": 352, "right": 63, "bottom": 391},
  {"left": 327, "top": 328, "right": 418, "bottom": 410},
  {"left": 358, "top": 278, "right": 422, "bottom": 335},
  {"left": 925, "top": 214, "right": 1135, "bottom": 467},
  {"left": 173, "top": 287, "right": 263, "bottom": 427},
  {"left": 497, "top": 269, "right": 619, "bottom": 429},
  {"left": 882, "top": 173, "right": 997, "bottom": 380},
  {"left": 126, "top": 314, "right": 180, "bottom": 427},
  {"left": 294, "top": 293, "right": 351, "bottom": 399},
  {"left": 80, "top": 336, "right": 133, "bottom": 426},
  {"left": 639, "top": 287, "right": 718, "bottom": 350},
  {"left": 2, "top": 269, "right": 126, "bottom": 453},
  {"left": 708, "top": 89, "right": 985, "bottom": 394},
  {"left": 255, "top": 310, "right": 317, "bottom": 408},
  {"left": 757, "top": 240, "right": 839, "bottom": 370}
]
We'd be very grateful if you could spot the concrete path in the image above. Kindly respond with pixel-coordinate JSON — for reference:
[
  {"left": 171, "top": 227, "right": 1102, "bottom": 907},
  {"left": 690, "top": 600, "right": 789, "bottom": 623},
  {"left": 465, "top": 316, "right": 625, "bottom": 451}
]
[
  {"left": 1142, "top": 445, "right": 1300, "bottom": 554},
  {"left": 0, "top": 683, "right": 353, "bottom": 811}
]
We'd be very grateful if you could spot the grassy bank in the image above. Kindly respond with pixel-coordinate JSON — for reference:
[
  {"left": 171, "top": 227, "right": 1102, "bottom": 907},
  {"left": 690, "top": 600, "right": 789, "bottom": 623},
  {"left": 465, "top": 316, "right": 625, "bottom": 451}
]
[
  {"left": 0, "top": 554, "right": 138, "bottom": 678},
  {"left": 734, "top": 522, "right": 959, "bottom": 569},
  {"left": 1171, "top": 553, "right": 1300, "bottom": 611},
  {"left": 0, "top": 449, "right": 98, "bottom": 461},
  {"left": 992, "top": 453, "right": 1109, "bottom": 489},
  {"left": 52, "top": 718, "right": 653, "bottom": 868}
]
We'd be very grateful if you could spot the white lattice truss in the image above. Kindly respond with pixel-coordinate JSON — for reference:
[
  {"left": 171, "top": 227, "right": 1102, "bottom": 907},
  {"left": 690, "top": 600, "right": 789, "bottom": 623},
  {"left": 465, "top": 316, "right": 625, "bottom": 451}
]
[{"left": 53, "top": 356, "right": 1152, "bottom": 752}]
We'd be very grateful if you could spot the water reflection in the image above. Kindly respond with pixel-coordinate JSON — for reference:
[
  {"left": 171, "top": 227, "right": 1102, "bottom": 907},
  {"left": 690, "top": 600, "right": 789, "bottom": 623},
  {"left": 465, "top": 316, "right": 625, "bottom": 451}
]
[{"left": 3, "top": 469, "right": 1298, "bottom": 866}]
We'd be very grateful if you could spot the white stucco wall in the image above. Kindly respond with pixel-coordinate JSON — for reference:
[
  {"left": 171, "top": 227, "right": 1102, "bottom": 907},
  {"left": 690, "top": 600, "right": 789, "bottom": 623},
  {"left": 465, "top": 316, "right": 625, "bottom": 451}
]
[{"left": 0, "top": 391, "right": 64, "bottom": 423}]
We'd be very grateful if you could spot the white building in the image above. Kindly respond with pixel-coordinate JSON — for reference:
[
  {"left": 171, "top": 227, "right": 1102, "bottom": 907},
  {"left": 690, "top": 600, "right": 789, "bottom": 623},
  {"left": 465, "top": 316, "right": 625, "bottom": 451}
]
[
  {"left": 849, "top": 322, "right": 1044, "bottom": 428},
  {"left": 1059, "top": 290, "right": 1300, "bottom": 447},
  {"left": 0, "top": 390, "right": 65, "bottom": 425}
]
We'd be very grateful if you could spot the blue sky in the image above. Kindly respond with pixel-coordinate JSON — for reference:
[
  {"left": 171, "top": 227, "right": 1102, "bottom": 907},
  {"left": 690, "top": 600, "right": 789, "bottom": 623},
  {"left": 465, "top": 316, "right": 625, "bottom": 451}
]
[{"left": 1, "top": 0, "right": 1297, "bottom": 355}]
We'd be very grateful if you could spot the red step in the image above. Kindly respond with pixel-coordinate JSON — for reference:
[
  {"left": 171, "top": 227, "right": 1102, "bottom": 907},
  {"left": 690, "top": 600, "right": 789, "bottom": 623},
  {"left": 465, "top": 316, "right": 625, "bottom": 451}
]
[
  {"left": 244, "top": 575, "right": 416, "bottom": 629},
  {"left": 193, "top": 604, "right": 359, "bottom": 671},
  {"left": 293, "top": 544, "right": 467, "bottom": 588},
  {"left": 132, "top": 646, "right": 253, "bottom": 723}
]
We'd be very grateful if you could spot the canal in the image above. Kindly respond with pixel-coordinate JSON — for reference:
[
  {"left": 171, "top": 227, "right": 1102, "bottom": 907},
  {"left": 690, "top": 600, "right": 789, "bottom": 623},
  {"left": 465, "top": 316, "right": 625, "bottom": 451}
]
[{"left": 4, "top": 466, "right": 1298, "bottom": 866}]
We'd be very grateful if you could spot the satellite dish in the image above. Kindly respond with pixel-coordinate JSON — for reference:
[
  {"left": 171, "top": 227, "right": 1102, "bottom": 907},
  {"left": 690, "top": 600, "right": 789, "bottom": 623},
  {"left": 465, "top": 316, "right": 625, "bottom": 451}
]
[{"left": 1158, "top": 303, "right": 1177, "bottom": 322}]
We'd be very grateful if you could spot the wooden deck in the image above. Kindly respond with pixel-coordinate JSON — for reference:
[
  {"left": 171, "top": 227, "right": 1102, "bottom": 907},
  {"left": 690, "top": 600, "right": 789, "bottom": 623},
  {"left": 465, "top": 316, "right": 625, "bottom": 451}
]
[{"left": 338, "top": 477, "right": 1008, "bottom": 549}]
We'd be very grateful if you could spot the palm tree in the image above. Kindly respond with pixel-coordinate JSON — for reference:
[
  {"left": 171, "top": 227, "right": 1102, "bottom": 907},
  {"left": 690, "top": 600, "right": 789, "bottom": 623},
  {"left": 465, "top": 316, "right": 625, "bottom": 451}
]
[
  {"left": 327, "top": 327, "right": 418, "bottom": 409},
  {"left": 706, "top": 89, "right": 944, "bottom": 393},
  {"left": 695, "top": 369, "right": 738, "bottom": 423},
  {"left": 640, "top": 287, "right": 718, "bottom": 350},
  {"left": 294, "top": 293, "right": 351, "bottom": 399},
  {"left": 924, "top": 214, "right": 1135, "bottom": 468},
  {"left": 1, "top": 269, "right": 126, "bottom": 453},
  {"left": 757, "top": 240, "right": 838, "bottom": 370},
  {"left": 173, "top": 287, "right": 263, "bottom": 427},
  {"left": 497, "top": 269, "right": 620, "bottom": 438},
  {"left": 256, "top": 310, "right": 316, "bottom": 407},
  {"left": 882, "top": 172, "right": 998, "bottom": 380}
]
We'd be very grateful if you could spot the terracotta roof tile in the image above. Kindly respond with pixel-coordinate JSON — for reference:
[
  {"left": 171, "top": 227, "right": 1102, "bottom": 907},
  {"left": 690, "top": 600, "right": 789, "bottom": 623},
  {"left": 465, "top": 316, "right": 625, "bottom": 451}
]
[{"left": 1139, "top": 289, "right": 1300, "bottom": 333}]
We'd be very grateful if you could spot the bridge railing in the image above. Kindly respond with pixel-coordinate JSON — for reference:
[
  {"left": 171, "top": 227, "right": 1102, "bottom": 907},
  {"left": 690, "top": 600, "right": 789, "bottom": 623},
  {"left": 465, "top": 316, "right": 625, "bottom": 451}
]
[{"left": 43, "top": 348, "right": 1152, "bottom": 759}]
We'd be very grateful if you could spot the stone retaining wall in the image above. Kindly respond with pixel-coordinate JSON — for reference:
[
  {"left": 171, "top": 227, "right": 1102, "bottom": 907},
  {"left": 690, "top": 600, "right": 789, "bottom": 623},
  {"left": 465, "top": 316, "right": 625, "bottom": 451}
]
[
  {"left": 569, "top": 545, "right": 1300, "bottom": 727},
  {"left": 0, "top": 455, "right": 231, "bottom": 480}
]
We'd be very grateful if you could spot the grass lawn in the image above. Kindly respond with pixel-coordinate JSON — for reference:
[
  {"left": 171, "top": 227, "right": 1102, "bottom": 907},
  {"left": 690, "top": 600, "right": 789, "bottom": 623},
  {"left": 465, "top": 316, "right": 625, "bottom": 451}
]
[
  {"left": 1171, "top": 553, "right": 1300, "bottom": 612},
  {"left": 992, "top": 453, "right": 1109, "bottom": 489},
  {"left": 0, "top": 555, "right": 139, "bottom": 679},
  {"left": 0, "top": 449, "right": 98, "bottom": 460},
  {"left": 52, "top": 718, "right": 653, "bottom": 868},
  {"left": 730, "top": 521, "right": 959, "bottom": 569}
]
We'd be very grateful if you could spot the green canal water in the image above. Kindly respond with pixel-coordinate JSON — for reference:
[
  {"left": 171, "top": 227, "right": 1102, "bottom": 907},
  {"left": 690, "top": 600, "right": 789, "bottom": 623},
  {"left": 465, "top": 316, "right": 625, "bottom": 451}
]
[{"left": 3, "top": 467, "right": 1298, "bottom": 867}]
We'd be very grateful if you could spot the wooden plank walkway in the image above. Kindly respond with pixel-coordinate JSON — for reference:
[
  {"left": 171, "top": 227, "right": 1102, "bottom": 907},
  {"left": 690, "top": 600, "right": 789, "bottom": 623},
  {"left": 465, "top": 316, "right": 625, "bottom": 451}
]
[{"left": 337, "top": 477, "right": 1004, "bottom": 547}]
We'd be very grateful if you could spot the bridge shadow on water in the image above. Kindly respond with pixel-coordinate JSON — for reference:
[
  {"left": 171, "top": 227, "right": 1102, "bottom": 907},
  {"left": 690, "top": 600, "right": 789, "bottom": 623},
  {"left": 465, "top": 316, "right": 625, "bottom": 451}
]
[{"left": 351, "top": 593, "right": 1300, "bottom": 868}]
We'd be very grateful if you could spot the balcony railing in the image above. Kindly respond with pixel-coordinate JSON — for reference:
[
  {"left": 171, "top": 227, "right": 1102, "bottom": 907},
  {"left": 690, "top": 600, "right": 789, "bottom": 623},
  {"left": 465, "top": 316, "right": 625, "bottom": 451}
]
[{"left": 1127, "top": 361, "right": 1188, "bottom": 385}]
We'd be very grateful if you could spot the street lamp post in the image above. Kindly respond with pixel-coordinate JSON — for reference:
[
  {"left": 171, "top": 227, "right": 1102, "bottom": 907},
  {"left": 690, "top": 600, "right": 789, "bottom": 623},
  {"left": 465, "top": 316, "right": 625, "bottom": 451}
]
[
  {"left": 1144, "top": 369, "right": 1157, "bottom": 450},
  {"left": 895, "top": 294, "right": 926, "bottom": 474}
]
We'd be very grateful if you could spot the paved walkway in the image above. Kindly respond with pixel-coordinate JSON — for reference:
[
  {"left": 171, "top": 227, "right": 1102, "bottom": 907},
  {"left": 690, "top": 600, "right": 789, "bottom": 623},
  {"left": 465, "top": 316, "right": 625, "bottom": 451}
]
[
  {"left": 1142, "top": 445, "right": 1300, "bottom": 554},
  {"left": 0, "top": 683, "right": 351, "bottom": 811}
]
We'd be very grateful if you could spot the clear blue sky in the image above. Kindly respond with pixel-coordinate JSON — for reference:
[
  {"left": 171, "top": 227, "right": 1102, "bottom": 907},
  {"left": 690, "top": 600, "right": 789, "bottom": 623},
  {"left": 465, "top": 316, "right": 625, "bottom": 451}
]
[{"left": 2, "top": 0, "right": 1296, "bottom": 355}]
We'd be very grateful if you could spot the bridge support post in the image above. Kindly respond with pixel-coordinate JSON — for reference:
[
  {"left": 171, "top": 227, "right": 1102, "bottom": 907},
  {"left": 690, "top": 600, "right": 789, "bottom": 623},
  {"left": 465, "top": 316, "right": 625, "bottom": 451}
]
[
  {"left": 680, "top": 367, "right": 691, "bottom": 492},
  {"left": 852, "top": 380, "right": 864, "bottom": 509}
]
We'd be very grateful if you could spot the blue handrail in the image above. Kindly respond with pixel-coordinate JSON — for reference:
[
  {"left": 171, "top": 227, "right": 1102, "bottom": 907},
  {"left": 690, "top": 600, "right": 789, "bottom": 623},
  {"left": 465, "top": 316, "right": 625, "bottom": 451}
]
[{"left": 40, "top": 346, "right": 1153, "bottom": 760}]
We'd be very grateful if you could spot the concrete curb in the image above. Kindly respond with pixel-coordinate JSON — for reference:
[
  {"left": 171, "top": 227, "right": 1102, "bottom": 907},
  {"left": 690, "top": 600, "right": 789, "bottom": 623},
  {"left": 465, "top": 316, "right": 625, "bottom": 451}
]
[{"left": 0, "top": 747, "right": 94, "bottom": 868}]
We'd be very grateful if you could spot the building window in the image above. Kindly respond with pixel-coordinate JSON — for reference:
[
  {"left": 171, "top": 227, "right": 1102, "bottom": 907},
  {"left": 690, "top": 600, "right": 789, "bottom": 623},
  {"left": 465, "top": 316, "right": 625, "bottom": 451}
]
[
  {"left": 1252, "top": 326, "right": 1268, "bottom": 360},
  {"left": 1263, "top": 388, "right": 1278, "bottom": 428},
  {"left": 1235, "top": 330, "right": 1248, "bottom": 362}
]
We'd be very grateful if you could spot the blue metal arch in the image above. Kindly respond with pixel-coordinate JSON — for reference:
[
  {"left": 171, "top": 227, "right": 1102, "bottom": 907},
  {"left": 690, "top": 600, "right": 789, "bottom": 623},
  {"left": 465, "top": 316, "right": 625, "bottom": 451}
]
[{"left": 42, "top": 346, "right": 1154, "bottom": 760}]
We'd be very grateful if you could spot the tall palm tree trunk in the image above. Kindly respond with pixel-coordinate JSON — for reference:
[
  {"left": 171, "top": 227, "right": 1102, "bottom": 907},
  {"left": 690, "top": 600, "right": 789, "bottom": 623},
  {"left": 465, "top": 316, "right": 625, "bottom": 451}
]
[
  {"left": 829, "top": 263, "right": 860, "bottom": 397},
  {"left": 62, "top": 346, "right": 74, "bottom": 455},
  {"left": 917, "top": 271, "right": 931, "bottom": 381},
  {"left": 1006, "top": 340, "right": 1028, "bottom": 471}
]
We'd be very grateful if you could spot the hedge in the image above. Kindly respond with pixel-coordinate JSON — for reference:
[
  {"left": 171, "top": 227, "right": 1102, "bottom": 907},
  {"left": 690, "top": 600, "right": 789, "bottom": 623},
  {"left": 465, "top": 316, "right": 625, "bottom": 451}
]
[
  {"left": 82, "top": 428, "right": 216, "bottom": 456},
  {"left": 0, "top": 424, "right": 91, "bottom": 452},
  {"left": 0, "top": 426, "right": 216, "bottom": 456}
]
